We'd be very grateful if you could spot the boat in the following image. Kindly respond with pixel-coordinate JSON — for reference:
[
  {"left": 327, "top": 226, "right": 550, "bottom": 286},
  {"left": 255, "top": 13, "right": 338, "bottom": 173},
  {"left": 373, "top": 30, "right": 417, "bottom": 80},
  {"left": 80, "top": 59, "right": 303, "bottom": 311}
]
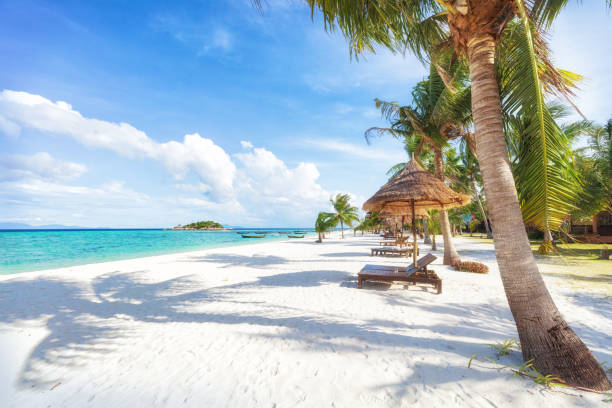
[
  {"left": 288, "top": 234, "right": 305, "bottom": 238},
  {"left": 241, "top": 234, "right": 266, "bottom": 238}
]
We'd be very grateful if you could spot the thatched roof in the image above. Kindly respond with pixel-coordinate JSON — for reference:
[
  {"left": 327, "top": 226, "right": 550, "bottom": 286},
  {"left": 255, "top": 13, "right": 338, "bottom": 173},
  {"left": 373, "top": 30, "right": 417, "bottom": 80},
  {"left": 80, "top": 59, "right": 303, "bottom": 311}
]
[
  {"left": 363, "top": 160, "right": 470, "bottom": 213},
  {"left": 380, "top": 207, "right": 429, "bottom": 219}
]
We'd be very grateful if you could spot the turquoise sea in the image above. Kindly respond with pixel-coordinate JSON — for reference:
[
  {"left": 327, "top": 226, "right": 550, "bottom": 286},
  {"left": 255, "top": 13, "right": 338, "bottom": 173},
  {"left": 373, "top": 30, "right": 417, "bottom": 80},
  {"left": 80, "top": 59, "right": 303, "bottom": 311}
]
[{"left": 0, "top": 229, "right": 313, "bottom": 275}]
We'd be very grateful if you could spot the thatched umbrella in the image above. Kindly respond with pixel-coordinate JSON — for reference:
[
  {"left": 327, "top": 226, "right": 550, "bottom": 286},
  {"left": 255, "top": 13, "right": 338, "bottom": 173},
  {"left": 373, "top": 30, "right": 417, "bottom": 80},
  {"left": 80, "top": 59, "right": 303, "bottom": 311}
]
[
  {"left": 363, "top": 159, "right": 470, "bottom": 266},
  {"left": 380, "top": 208, "right": 428, "bottom": 247}
]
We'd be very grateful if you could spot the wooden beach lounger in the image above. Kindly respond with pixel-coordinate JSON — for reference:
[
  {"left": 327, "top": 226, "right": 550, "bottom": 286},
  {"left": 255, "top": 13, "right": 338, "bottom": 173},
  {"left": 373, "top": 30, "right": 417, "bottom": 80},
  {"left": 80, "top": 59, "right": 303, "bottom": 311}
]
[
  {"left": 357, "top": 253, "right": 441, "bottom": 294},
  {"left": 379, "top": 237, "right": 411, "bottom": 247},
  {"left": 370, "top": 247, "right": 418, "bottom": 257}
]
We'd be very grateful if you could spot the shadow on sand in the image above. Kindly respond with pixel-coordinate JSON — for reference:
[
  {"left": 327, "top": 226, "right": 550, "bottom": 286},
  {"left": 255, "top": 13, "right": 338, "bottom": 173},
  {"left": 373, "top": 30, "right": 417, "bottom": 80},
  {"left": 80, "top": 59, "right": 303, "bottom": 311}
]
[{"left": 0, "top": 265, "right": 609, "bottom": 392}]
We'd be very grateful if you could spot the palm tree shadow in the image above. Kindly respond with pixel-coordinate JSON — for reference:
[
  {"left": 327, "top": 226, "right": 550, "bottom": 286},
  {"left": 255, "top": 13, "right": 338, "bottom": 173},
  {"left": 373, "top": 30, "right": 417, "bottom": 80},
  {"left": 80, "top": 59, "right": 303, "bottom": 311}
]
[
  {"left": 320, "top": 252, "right": 370, "bottom": 257},
  {"left": 1, "top": 267, "right": 609, "bottom": 393},
  {"left": 180, "top": 253, "right": 289, "bottom": 268}
]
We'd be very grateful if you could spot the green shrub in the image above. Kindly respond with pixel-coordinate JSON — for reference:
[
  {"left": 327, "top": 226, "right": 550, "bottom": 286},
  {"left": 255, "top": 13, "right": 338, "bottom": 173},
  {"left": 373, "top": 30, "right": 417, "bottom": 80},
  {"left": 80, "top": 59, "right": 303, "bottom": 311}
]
[{"left": 452, "top": 261, "right": 489, "bottom": 274}]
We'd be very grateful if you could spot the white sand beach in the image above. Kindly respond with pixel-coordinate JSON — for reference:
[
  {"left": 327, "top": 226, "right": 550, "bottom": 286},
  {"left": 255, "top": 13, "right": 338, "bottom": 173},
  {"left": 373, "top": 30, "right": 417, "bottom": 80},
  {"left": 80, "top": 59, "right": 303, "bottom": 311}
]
[{"left": 0, "top": 234, "right": 610, "bottom": 407}]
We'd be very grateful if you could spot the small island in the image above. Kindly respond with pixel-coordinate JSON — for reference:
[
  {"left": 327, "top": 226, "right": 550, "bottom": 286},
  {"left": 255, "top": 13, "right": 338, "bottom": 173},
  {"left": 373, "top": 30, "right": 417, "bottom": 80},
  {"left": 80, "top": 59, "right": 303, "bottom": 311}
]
[{"left": 172, "top": 220, "right": 228, "bottom": 230}]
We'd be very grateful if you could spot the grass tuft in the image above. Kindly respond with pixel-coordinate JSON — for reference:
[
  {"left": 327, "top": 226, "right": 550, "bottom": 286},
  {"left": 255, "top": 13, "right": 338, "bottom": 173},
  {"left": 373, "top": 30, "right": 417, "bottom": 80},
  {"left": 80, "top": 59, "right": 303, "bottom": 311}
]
[{"left": 489, "top": 339, "right": 520, "bottom": 358}]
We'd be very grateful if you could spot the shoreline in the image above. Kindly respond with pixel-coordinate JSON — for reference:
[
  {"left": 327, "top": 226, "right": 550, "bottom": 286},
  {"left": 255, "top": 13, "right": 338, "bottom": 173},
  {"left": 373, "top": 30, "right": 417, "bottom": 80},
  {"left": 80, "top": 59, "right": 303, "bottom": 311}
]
[{"left": 0, "top": 231, "right": 317, "bottom": 276}]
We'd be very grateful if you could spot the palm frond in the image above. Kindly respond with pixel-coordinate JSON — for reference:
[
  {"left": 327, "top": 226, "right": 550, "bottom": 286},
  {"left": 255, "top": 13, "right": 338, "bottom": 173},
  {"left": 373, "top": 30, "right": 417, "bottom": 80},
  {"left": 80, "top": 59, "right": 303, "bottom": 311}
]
[{"left": 499, "top": 2, "right": 582, "bottom": 232}]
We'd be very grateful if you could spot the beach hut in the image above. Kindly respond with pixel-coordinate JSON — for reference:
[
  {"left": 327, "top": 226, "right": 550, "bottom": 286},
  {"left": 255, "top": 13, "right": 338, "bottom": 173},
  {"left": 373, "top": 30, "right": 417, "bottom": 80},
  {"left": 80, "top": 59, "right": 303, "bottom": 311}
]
[{"left": 363, "top": 159, "right": 470, "bottom": 266}]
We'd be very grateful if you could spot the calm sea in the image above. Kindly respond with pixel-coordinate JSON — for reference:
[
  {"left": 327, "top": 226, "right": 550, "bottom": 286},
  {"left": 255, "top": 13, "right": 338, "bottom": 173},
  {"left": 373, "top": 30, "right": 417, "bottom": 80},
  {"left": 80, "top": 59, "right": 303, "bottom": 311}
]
[{"left": 0, "top": 228, "right": 313, "bottom": 274}]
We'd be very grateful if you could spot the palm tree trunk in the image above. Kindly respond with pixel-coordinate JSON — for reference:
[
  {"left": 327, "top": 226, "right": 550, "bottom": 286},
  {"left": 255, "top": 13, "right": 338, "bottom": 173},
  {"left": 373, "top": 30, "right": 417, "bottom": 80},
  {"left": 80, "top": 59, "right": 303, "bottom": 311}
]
[
  {"left": 431, "top": 234, "right": 436, "bottom": 251},
  {"left": 471, "top": 176, "right": 493, "bottom": 238},
  {"left": 467, "top": 34, "right": 610, "bottom": 390},
  {"left": 317, "top": 232, "right": 322, "bottom": 243},
  {"left": 423, "top": 219, "right": 432, "bottom": 244},
  {"left": 433, "top": 149, "right": 461, "bottom": 265},
  {"left": 340, "top": 220, "right": 344, "bottom": 238}
]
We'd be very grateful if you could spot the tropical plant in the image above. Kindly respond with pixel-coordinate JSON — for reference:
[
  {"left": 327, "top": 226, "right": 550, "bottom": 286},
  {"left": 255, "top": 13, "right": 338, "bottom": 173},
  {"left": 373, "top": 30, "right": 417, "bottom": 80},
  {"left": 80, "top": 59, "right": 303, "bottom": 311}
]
[
  {"left": 303, "top": 0, "right": 611, "bottom": 389},
  {"left": 448, "top": 209, "right": 465, "bottom": 236},
  {"left": 179, "top": 220, "right": 224, "bottom": 230},
  {"left": 314, "top": 212, "right": 337, "bottom": 243},
  {"left": 329, "top": 193, "right": 359, "bottom": 239},
  {"left": 504, "top": 102, "right": 583, "bottom": 253},
  {"left": 355, "top": 213, "right": 380, "bottom": 235},
  {"left": 468, "top": 218, "right": 479, "bottom": 236},
  {"left": 459, "top": 142, "right": 492, "bottom": 237},
  {"left": 453, "top": 260, "right": 489, "bottom": 274},
  {"left": 426, "top": 209, "right": 441, "bottom": 251},
  {"left": 573, "top": 118, "right": 612, "bottom": 217},
  {"left": 366, "top": 60, "right": 470, "bottom": 265}
]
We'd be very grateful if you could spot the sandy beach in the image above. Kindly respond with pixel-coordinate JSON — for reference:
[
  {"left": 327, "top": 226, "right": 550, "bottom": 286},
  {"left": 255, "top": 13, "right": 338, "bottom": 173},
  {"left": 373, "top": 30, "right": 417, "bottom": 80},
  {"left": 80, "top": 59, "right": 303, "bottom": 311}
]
[{"left": 0, "top": 234, "right": 610, "bottom": 407}]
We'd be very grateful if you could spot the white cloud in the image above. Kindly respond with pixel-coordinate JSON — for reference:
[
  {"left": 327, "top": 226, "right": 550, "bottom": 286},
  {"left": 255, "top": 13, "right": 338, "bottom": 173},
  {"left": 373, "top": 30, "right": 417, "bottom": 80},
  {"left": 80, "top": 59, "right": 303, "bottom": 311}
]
[
  {"left": 151, "top": 14, "right": 234, "bottom": 56},
  {"left": 0, "top": 115, "right": 20, "bottom": 137},
  {"left": 0, "top": 90, "right": 345, "bottom": 226},
  {"left": 173, "top": 182, "right": 212, "bottom": 194},
  {"left": 0, "top": 152, "right": 87, "bottom": 181},
  {"left": 208, "top": 28, "right": 232, "bottom": 52},
  {"left": 0, "top": 90, "right": 236, "bottom": 201},
  {"left": 240, "top": 140, "right": 254, "bottom": 149},
  {"left": 303, "top": 138, "right": 405, "bottom": 162},
  {"left": 234, "top": 146, "right": 329, "bottom": 217},
  {"left": 0, "top": 178, "right": 148, "bottom": 203}
]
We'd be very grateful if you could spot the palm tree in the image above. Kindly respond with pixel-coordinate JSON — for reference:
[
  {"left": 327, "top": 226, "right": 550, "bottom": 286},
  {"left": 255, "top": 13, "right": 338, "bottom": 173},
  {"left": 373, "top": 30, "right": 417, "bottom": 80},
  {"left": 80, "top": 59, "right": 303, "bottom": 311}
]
[
  {"left": 329, "top": 193, "right": 359, "bottom": 239},
  {"left": 459, "top": 143, "right": 492, "bottom": 238},
  {"left": 304, "top": 0, "right": 611, "bottom": 389},
  {"left": 315, "top": 212, "right": 337, "bottom": 243},
  {"left": 573, "top": 118, "right": 612, "bottom": 217},
  {"left": 426, "top": 209, "right": 441, "bottom": 251},
  {"left": 367, "top": 62, "right": 470, "bottom": 265}
]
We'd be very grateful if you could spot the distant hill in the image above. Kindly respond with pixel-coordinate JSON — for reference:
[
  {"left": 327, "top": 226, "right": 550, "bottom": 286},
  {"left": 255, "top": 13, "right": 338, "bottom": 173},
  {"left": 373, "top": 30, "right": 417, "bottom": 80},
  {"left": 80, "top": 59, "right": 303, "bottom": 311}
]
[{"left": 173, "top": 220, "right": 226, "bottom": 230}]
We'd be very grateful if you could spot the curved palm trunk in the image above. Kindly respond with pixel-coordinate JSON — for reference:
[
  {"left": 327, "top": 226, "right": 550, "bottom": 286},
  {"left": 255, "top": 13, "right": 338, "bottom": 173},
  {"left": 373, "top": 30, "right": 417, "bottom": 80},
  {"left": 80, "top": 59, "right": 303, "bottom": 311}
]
[
  {"left": 471, "top": 176, "right": 493, "bottom": 237},
  {"left": 434, "top": 149, "right": 461, "bottom": 265},
  {"left": 423, "top": 219, "right": 432, "bottom": 244},
  {"left": 468, "top": 34, "right": 610, "bottom": 390}
]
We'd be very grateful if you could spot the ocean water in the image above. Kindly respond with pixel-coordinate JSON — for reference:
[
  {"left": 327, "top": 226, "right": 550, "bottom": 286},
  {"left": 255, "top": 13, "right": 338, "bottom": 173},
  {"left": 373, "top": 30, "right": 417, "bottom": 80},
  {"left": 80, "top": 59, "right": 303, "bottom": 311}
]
[{"left": 0, "top": 229, "right": 314, "bottom": 274}]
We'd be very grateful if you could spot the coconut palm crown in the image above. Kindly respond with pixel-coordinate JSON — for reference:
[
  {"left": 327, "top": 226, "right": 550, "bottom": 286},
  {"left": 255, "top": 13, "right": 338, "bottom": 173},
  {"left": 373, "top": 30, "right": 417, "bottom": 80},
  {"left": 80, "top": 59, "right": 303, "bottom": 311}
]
[{"left": 329, "top": 193, "right": 360, "bottom": 238}]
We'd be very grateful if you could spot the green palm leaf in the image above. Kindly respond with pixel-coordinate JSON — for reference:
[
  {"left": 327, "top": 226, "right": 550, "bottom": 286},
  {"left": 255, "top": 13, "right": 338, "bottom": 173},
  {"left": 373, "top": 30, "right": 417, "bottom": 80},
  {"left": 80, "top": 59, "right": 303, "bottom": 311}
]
[{"left": 497, "top": 3, "right": 581, "bottom": 233}]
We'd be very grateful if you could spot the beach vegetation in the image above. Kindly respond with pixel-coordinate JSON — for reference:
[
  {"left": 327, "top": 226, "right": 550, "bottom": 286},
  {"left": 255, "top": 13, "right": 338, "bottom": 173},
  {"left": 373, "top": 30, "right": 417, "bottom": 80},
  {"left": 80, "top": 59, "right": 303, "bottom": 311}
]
[
  {"left": 426, "top": 209, "right": 441, "bottom": 251},
  {"left": 301, "top": 0, "right": 611, "bottom": 390},
  {"left": 571, "top": 117, "right": 612, "bottom": 219},
  {"left": 174, "top": 221, "right": 224, "bottom": 230},
  {"left": 356, "top": 212, "right": 383, "bottom": 235},
  {"left": 453, "top": 260, "right": 489, "bottom": 274},
  {"left": 489, "top": 339, "right": 520, "bottom": 358},
  {"left": 314, "top": 212, "right": 337, "bottom": 243},
  {"left": 505, "top": 103, "right": 584, "bottom": 253},
  {"left": 366, "top": 57, "right": 469, "bottom": 265},
  {"left": 329, "top": 193, "right": 359, "bottom": 239}
]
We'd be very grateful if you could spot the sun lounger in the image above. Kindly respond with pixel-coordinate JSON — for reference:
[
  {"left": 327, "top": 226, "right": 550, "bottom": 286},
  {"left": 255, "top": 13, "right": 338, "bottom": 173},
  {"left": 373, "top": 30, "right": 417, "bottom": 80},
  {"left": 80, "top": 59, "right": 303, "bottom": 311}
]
[
  {"left": 380, "top": 236, "right": 410, "bottom": 245},
  {"left": 370, "top": 247, "right": 418, "bottom": 257},
  {"left": 357, "top": 253, "right": 441, "bottom": 294}
]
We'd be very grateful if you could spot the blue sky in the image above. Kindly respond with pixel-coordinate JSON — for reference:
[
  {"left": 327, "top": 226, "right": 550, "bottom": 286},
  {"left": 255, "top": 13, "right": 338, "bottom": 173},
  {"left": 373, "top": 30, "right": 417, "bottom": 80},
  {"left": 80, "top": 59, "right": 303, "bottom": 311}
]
[{"left": 1, "top": 1, "right": 610, "bottom": 228}]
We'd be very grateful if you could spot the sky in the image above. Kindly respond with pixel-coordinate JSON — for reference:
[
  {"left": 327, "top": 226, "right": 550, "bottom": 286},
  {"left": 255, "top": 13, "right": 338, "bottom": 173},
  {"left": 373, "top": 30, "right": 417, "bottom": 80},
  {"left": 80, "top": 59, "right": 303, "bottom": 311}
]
[{"left": 0, "top": 1, "right": 610, "bottom": 228}]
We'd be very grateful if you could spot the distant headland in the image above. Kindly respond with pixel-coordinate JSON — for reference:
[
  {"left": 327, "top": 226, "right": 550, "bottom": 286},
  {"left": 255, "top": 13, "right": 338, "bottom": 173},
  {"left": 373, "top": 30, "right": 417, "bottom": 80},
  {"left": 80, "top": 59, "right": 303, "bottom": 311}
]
[{"left": 172, "top": 221, "right": 229, "bottom": 231}]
